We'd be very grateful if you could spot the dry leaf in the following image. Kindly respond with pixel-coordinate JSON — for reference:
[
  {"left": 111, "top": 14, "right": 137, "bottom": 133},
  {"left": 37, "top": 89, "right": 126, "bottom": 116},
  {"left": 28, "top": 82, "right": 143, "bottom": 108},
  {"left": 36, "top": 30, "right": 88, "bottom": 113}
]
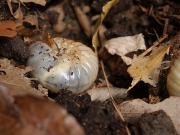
[
  {"left": 127, "top": 45, "right": 170, "bottom": 91},
  {"left": 24, "top": 14, "right": 39, "bottom": 29},
  {"left": 86, "top": 87, "right": 127, "bottom": 101},
  {"left": 81, "top": 3, "right": 90, "bottom": 14},
  {"left": 14, "top": 2, "right": 23, "bottom": 26},
  {"left": 11, "top": 0, "right": 46, "bottom": 6},
  {"left": 16, "top": 25, "right": 34, "bottom": 36},
  {"left": 104, "top": 33, "right": 146, "bottom": 65},
  {"left": 7, "top": 0, "right": 46, "bottom": 26},
  {"left": 73, "top": 5, "right": 91, "bottom": 37},
  {"left": 16, "top": 25, "right": 45, "bottom": 42},
  {"left": 45, "top": 1, "right": 66, "bottom": 33},
  {"left": 7, "top": 1, "right": 24, "bottom": 26},
  {"left": 92, "top": 0, "right": 119, "bottom": 56},
  {"left": 0, "top": 58, "right": 47, "bottom": 97},
  {"left": 0, "top": 86, "right": 85, "bottom": 135},
  {"left": 0, "top": 20, "right": 17, "bottom": 37},
  {"left": 7, "top": 0, "right": 14, "bottom": 16},
  {"left": 118, "top": 96, "right": 180, "bottom": 134}
]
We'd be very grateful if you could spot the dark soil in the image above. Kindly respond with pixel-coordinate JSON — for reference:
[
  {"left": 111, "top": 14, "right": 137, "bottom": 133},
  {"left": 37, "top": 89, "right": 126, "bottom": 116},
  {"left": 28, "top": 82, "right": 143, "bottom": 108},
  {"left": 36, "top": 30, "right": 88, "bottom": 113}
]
[
  {"left": 0, "top": 0, "right": 180, "bottom": 134},
  {"left": 54, "top": 90, "right": 127, "bottom": 135},
  {"left": 139, "top": 110, "right": 179, "bottom": 135}
]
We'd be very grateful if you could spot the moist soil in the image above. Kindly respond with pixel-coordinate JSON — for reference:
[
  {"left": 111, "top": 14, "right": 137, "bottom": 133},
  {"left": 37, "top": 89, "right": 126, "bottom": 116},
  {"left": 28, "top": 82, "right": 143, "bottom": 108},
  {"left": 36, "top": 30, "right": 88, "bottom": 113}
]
[{"left": 0, "top": 0, "right": 180, "bottom": 134}]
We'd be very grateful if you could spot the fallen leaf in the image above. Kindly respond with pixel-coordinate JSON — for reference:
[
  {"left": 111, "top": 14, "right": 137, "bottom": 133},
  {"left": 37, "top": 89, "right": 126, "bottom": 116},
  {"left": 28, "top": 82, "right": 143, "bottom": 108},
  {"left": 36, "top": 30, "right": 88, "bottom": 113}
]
[
  {"left": 11, "top": 0, "right": 46, "bottom": 6},
  {"left": 92, "top": 0, "right": 119, "bottom": 56},
  {"left": 16, "top": 25, "right": 35, "bottom": 36},
  {"left": 7, "top": 0, "right": 14, "bottom": 16},
  {"left": 98, "top": 25, "right": 112, "bottom": 60},
  {"left": 118, "top": 96, "right": 180, "bottom": 134},
  {"left": 7, "top": 1, "right": 24, "bottom": 26},
  {"left": 16, "top": 25, "right": 45, "bottom": 42},
  {"left": 24, "top": 14, "right": 39, "bottom": 29},
  {"left": 127, "top": 45, "right": 170, "bottom": 91},
  {"left": 13, "top": 2, "right": 23, "bottom": 26},
  {"left": 99, "top": 24, "right": 108, "bottom": 46},
  {"left": 0, "top": 20, "right": 17, "bottom": 37},
  {"left": 0, "top": 58, "right": 47, "bottom": 97},
  {"left": 104, "top": 33, "right": 146, "bottom": 65},
  {"left": 73, "top": 5, "right": 91, "bottom": 37},
  {"left": 86, "top": 87, "right": 127, "bottom": 101},
  {"left": 0, "top": 85, "right": 85, "bottom": 135},
  {"left": 45, "top": 0, "right": 66, "bottom": 33},
  {"left": 80, "top": 3, "right": 90, "bottom": 14},
  {"left": 7, "top": 0, "right": 46, "bottom": 26}
]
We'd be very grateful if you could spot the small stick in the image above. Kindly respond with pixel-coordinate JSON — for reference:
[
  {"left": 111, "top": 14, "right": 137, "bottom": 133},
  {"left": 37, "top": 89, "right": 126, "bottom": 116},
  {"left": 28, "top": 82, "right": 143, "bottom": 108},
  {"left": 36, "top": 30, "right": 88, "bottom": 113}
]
[
  {"left": 151, "top": 28, "right": 160, "bottom": 43},
  {"left": 163, "top": 19, "right": 169, "bottom": 37},
  {"left": 100, "top": 60, "right": 131, "bottom": 135},
  {"left": 138, "top": 34, "right": 168, "bottom": 59}
]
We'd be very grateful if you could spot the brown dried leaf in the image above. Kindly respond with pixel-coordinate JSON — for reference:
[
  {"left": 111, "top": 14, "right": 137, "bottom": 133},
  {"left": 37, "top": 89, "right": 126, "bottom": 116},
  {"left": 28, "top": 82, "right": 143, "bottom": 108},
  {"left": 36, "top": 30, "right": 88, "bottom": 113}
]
[
  {"left": 0, "top": 20, "right": 17, "bottom": 37},
  {"left": 14, "top": 3, "right": 23, "bottom": 26},
  {"left": 92, "top": 0, "right": 119, "bottom": 56},
  {"left": 73, "top": 5, "right": 91, "bottom": 37},
  {"left": 118, "top": 97, "right": 180, "bottom": 134},
  {"left": 0, "top": 58, "right": 47, "bottom": 97},
  {"left": 16, "top": 25, "right": 33, "bottom": 36},
  {"left": 7, "top": 1, "right": 23, "bottom": 26},
  {"left": 45, "top": 1, "right": 66, "bottom": 33},
  {"left": 86, "top": 87, "right": 127, "bottom": 101},
  {"left": 127, "top": 45, "right": 170, "bottom": 91},
  {"left": 0, "top": 85, "right": 85, "bottom": 135},
  {"left": 16, "top": 25, "right": 43, "bottom": 42},
  {"left": 23, "top": 14, "right": 39, "bottom": 29},
  {"left": 11, "top": 0, "right": 46, "bottom": 6}
]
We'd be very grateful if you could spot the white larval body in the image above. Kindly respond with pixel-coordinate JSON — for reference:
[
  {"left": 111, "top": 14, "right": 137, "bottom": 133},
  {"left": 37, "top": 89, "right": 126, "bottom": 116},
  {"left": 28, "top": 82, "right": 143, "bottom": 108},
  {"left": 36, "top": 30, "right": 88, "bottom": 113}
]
[
  {"left": 27, "top": 37, "right": 98, "bottom": 94},
  {"left": 167, "top": 55, "right": 180, "bottom": 96}
]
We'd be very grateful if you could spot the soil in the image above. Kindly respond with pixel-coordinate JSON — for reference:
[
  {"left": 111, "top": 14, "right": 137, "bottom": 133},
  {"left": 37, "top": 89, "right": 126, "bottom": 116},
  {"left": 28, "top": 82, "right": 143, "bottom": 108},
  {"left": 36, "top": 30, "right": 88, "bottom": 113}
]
[
  {"left": 0, "top": 0, "right": 180, "bottom": 135},
  {"left": 139, "top": 110, "right": 179, "bottom": 135}
]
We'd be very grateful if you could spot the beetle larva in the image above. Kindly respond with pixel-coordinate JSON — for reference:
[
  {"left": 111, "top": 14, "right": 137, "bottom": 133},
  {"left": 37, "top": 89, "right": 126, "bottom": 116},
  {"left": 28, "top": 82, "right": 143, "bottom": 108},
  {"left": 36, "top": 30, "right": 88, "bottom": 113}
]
[
  {"left": 166, "top": 55, "right": 180, "bottom": 96},
  {"left": 27, "top": 37, "right": 98, "bottom": 94}
]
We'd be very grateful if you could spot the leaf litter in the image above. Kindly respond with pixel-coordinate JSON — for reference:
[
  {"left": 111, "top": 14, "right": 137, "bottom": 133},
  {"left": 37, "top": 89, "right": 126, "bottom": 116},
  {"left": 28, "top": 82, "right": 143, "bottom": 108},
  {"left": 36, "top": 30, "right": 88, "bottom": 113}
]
[
  {"left": 104, "top": 33, "right": 146, "bottom": 65},
  {"left": 0, "top": 84, "right": 85, "bottom": 135},
  {"left": 0, "top": 58, "right": 47, "bottom": 97},
  {"left": 1, "top": 0, "right": 180, "bottom": 134},
  {"left": 127, "top": 45, "right": 170, "bottom": 92},
  {"left": 118, "top": 96, "right": 180, "bottom": 134},
  {"left": 0, "top": 20, "right": 17, "bottom": 37}
]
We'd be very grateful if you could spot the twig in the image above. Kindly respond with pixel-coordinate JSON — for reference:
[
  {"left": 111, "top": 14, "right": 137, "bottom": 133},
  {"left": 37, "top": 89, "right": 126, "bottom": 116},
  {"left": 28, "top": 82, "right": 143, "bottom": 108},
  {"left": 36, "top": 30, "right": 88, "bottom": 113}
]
[
  {"left": 163, "top": 19, "right": 169, "bottom": 37},
  {"left": 100, "top": 60, "right": 131, "bottom": 135},
  {"left": 151, "top": 28, "right": 160, "bottom": 42},
  {"left": 138, "top": 34, "right": 168, "bottom": 58}
]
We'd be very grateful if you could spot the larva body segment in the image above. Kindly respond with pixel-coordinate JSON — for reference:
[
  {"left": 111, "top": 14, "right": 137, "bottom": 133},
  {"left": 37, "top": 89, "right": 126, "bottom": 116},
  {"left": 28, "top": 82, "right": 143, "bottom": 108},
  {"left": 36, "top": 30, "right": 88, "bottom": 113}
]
[
  {"left": 167, "top": 55, "right": 180, "bottom": 96},
  {"left": 27, "top": 37, "right": 98, "bottom": 94}
]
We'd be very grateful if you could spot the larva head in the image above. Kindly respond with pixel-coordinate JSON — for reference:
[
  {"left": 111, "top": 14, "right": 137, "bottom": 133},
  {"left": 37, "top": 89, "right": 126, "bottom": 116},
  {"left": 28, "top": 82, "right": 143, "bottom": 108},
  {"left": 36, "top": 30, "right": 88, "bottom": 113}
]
[{"left": 27, "top": 37, "right": 98, "bottom": 94}]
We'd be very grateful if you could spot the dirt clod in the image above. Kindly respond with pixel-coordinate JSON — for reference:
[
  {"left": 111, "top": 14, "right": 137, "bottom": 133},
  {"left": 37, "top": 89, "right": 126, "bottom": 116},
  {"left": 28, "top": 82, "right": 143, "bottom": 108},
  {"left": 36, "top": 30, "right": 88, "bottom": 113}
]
[
  {"left": 139, "top": 110, "right": 179, "bottom": 135},
  {"left": 0, "top": 36, "right": 29, "bottom": 63},
  {"left": 55, "top": 90, "right": 127, "bottom": 135}
]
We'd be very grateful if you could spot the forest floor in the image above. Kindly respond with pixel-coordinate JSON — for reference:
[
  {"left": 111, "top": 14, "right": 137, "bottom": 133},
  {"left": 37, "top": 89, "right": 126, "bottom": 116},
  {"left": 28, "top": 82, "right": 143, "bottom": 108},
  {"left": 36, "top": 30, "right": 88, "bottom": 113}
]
[{"left": 0, "top": 0, "right": 180, "bottom": 135}]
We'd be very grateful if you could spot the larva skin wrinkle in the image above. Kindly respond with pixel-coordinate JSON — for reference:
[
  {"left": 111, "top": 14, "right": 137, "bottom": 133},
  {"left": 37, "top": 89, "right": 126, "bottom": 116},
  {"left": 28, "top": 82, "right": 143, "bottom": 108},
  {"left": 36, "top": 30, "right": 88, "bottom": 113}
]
[
  {"left": 167, "top": 56, "right": 180, "bottom": 96},
  {"left": 27, "top": 37, "right": 98, "bottom": 94}
]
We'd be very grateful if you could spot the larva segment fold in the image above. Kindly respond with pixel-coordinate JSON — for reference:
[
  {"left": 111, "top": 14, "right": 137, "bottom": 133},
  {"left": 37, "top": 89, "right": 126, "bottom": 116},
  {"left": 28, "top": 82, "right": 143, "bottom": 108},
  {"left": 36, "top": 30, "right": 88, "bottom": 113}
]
[{"left": 167, "top": 56, "right": 180, "bottom": 96}]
